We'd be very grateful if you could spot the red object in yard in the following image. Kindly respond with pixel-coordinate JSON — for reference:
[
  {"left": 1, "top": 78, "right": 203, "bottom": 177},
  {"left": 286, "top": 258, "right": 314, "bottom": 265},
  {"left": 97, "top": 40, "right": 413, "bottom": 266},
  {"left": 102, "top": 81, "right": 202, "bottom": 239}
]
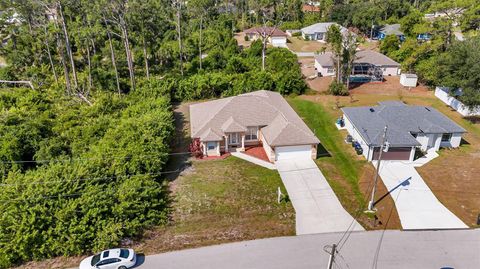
[{"left": 189, "top": 138, "right": 204, "bottom": 159}]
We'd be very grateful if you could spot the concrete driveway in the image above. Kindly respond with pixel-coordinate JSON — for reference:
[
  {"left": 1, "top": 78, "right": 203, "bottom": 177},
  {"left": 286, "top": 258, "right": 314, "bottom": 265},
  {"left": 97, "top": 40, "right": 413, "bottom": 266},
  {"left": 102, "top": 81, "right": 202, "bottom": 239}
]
[
  {"left": 275, "top": 158, "right": 364, "bottom": 234},
  {"left": 376, "top": 161, "right": 468, "bottom": 230}
]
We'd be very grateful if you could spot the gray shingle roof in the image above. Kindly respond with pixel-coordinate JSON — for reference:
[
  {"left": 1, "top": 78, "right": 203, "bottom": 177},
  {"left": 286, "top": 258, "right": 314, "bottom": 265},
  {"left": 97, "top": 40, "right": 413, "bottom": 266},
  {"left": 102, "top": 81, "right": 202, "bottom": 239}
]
[
  {"left": 301, "top": 22, "right": 348, "bottom": 35},
  {"left": 190, "top": 90, "right": 320, "bottom": 147},
  {"left": 342, "top": 102, "right": 466, "bottom": 147},
  {"left": 315, "top": 50, "right": 400, "bottom": 68},
  {"left": 379, "top": 24, "right": 404, "bottom": 36}
]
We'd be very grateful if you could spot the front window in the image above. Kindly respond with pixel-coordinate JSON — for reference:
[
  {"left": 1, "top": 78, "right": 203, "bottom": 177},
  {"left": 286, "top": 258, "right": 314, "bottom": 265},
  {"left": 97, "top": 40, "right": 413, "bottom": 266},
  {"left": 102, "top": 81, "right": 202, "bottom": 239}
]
[
  {"left": 441, "top": 133, "right": 452, "bottom": 142},
  {"left": 327, "top": 67, "right": 334, "bottom": 73},
  {"left": 91, "top": 254, "right": 101, "bottom": 266},
  {"left": 207, "top": 142, "right": 216, "bottom": 150},
  {"left": 229, "top": 133, "right": 238, "bottom": 144},
  {"left": 245, "top": 127, "right": 258, "bottom": 141}
]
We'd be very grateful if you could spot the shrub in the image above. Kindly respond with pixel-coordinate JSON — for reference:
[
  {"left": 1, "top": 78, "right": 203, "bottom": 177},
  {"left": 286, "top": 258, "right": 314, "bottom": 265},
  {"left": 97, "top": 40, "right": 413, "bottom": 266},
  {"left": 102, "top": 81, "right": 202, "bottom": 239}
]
[{"left": 328, "top": 81, "right": 349, "bottom": 96}]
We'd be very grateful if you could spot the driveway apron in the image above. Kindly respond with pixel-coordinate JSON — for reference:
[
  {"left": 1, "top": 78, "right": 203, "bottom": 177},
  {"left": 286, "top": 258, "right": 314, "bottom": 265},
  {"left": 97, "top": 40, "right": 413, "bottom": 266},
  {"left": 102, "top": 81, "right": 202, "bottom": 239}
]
[
  {"left": 275, "top": 158, "right": 364, "bottom": 234},
  {"left": 376, "top": 161, "right": 468, "bottom": 230}
]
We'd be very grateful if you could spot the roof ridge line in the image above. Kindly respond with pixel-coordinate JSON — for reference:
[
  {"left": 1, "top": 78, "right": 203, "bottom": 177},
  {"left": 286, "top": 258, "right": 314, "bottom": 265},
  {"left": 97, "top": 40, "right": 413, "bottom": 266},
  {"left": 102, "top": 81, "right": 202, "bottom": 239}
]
[{"left": 194, "top": 96, "right": 235, "bottom": 136}]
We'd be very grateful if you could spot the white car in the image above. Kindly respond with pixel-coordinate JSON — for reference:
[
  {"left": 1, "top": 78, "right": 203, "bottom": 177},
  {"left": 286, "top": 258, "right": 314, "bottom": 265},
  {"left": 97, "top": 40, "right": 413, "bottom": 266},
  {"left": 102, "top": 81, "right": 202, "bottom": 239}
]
[{"left": 79, "top": 248, "right": 136, "bottom": 269}]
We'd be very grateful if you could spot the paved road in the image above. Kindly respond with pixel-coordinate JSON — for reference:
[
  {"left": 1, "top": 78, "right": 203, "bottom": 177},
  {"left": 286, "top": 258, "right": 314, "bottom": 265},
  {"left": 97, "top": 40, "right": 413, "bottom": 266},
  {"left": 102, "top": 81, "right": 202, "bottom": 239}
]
[
  {"left": 376, "top": 161, "right": 468, "bottom": 230},
  {"left": 136, "top": 229, "right": 480, "bottom": 269},
  {"left": 275, "top": 158, "right": 364, "bottom": 234}
]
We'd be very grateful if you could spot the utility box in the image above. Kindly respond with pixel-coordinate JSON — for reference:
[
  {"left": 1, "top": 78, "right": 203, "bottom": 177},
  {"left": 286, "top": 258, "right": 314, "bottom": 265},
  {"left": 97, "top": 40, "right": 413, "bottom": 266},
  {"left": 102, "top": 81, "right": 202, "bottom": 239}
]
[{"left": 400, "top": 73, "right": 418, "bottom": 87}]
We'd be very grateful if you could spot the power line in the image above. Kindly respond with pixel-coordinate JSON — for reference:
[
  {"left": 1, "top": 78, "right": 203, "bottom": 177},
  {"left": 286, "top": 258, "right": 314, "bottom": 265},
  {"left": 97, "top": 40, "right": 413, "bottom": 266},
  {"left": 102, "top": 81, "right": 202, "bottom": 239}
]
[
  {"left": 371, "top": 188, "right": 403, "bottom": 269},
  {"left": 0, "top": 169, "right": 181, "bottom": 187},
  {"left": 0, "top": 152, "right": 192, "bottom": 165}
]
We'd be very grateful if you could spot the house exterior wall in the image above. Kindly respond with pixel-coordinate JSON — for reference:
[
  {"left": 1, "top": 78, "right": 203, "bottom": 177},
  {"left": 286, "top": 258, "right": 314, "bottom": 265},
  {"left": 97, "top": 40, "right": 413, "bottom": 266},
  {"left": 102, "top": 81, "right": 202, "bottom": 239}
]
[
  {"left": 202, "top": 141, "right": 221, "bottom": 156},
  {"left": 449, "top": 133, "right": 462, "bottom": 148},
  {"left": 381, "top": 66, "right": 400, "bottom": 76},
  {"left": 435, "top": 87, "right": 480, "bottom": 116},
  {"left": 344, "top": 115, "right": 371, "bottom": 160},
  {"left": 259, "top": 131, "right": 275, "bottom": 162},
  {"left": 314, "top": 60, "right": 335, "bottom": 77}
]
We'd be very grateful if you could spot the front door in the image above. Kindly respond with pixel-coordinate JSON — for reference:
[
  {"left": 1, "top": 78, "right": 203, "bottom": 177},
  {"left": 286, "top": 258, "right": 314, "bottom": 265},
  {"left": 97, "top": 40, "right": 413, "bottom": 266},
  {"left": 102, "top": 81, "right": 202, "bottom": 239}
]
[{"left": 229, "top": 133, "right": 238, "bottom": 144}]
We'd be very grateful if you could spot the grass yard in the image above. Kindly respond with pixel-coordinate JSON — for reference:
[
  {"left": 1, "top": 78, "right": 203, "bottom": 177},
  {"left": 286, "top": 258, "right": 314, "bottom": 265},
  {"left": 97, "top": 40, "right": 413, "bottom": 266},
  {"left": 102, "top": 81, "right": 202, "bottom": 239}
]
[
  {"left": 135, "top": 157, "right": 295, "bottom": 253},
  {"left": 288, "top": 97, "right": 402, "bottom": 230},
  {"left": 296, "top": 88, "right": 480, "bottom": 228},
  {"left": 287, "top": 36, "right": 328, "bottom": 52}
]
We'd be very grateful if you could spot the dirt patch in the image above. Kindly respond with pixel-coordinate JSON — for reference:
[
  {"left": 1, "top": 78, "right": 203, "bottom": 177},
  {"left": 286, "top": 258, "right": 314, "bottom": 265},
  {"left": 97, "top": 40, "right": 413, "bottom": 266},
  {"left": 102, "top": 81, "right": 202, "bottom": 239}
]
[
  {"left": 349, "top": 76, "right": 430, "bottom": 96},
  {"left": 307, "top": 76, "right": 333, "bottom": 93},
  {"left": 234, "top": 32, "right": 252, "bottom": 48}
]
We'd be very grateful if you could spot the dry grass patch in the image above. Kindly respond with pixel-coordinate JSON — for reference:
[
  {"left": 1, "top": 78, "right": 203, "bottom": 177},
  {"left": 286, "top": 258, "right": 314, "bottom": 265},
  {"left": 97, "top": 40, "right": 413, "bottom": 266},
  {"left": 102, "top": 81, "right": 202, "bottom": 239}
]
[
  {"left": 135, "top": 157, "right": 295, "bottom": 254},
  {"left": 287, "top": 37, "right": 328, "bottom": 52}
]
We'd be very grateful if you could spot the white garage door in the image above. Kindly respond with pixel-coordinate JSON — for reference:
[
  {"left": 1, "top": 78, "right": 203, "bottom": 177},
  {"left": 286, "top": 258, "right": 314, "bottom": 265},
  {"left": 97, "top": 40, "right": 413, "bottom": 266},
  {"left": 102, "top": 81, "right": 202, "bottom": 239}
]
[
  {"left": 271, "top": 37, "right": 286, "bottom": 47},
  {"left": 275, "top": 145, "right": 312, "bottom": 160}
]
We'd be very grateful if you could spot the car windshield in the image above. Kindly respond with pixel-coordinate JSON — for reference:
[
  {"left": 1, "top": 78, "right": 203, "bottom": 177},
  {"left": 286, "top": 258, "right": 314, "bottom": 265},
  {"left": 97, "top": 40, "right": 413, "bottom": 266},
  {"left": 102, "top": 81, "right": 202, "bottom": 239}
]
[
  {"left": 91, "top": 254, "right": 101, "bottom": 266},
  {"left": 119, "top": 249, "right": 130, "bottom": 259}
]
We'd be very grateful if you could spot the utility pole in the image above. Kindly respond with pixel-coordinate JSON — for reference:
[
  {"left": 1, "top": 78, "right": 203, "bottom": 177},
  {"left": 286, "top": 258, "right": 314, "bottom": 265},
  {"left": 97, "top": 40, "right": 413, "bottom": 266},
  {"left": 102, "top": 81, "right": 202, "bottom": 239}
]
[
  {"left": 367, "top": 125, "right": 388, "bottom": 211},
  {"left": 327, "top": 244, "right": 337, "bottom": 269}
]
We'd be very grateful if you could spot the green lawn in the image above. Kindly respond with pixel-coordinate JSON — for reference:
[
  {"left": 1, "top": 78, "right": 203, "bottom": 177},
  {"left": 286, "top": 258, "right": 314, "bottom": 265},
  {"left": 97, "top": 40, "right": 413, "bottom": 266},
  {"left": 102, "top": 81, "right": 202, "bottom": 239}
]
[
  {"left": 136, "top": 156, "right": 295, "bottom": 254},
  {"left": 288, "top": 98, "right": 366, "bottom": 207},
  {"left": 287, "top": 97, "right": 402, "bottom": 229}
]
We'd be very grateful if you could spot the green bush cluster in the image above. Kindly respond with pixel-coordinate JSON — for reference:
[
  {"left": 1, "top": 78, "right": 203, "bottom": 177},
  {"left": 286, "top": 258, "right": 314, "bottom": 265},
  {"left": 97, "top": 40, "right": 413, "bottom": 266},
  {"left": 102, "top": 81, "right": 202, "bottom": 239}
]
[{"left": 0, "top": 86, "right": 174, "bottom": 268}]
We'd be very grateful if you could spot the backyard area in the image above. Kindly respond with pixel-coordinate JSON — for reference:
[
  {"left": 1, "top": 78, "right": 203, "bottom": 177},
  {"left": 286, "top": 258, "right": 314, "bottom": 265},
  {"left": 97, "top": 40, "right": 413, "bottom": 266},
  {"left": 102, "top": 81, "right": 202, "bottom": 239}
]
[
  {"left": 287, "top": 36, "right": 327, "bottom": 52},
  {"left": 294, "top": 88, "right": 480, "bottom": 228}
]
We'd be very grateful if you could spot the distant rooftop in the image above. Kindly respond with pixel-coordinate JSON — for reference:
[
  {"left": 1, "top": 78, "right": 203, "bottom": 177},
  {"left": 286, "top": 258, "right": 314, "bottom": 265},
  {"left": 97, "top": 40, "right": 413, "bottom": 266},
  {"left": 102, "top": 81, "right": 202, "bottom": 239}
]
[{"left": 315, "top": 50, "right": 400, "bottom": 68}]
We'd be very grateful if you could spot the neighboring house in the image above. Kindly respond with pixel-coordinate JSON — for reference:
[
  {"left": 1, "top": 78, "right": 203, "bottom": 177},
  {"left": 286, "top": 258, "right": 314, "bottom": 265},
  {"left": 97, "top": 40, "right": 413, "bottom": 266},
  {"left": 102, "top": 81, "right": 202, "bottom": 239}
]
[
  {"left": 189, "top": 90, "right": 320, "bottom": 162},
  {"left": 301, "top": 22, "right": 348, "bottom": 41},
  {"left": 435, "top": 87, "right": 480, "bottom": 117},
  {"left": 314, "top": 50, "right": 401, "bottom": 78},
  {"left": 376, "top": 24, "right": 405, "bottom": 41},
  {"left": 302, "top": 4, "right": 321, "bottom": 13},
  {"left": 342, "top": 101, "right": 466, "bottom": 162},
  {"left": 244, "top": 27, "right": 287, "bottom": 47},
  {"left": 417, "top": 33, "right": 432, "bottom": 41}
]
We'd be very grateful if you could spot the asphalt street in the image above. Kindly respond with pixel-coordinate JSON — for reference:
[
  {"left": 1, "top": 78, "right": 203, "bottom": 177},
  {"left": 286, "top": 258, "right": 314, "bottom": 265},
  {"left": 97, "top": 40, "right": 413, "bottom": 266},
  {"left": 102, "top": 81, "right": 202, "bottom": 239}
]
[{"left": 132, "top": 229, "right": 480, "bottom": 269}]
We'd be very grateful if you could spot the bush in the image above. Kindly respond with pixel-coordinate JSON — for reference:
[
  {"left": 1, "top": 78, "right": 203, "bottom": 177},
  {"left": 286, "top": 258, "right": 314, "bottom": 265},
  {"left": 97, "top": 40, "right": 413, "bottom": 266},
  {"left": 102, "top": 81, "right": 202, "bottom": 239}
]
[
  {"left": 292, "top": 31, "right": 302, "bottom": 37},
  {"left": 328, "top": 81, "right": 349, "bottom": 96},
  {"left": 0, "top": 89, "right": 174, "bottom": 268}
]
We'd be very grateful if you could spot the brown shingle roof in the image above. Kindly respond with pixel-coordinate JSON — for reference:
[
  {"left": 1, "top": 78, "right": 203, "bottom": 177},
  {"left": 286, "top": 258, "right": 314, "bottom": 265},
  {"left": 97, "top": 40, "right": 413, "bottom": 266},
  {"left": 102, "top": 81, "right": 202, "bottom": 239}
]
[
  {"left": 190, "top": 91, "right": 320, "bottom": 147},
  {"left": 244, "top": 27, "right": 287, "bottom": 37}
]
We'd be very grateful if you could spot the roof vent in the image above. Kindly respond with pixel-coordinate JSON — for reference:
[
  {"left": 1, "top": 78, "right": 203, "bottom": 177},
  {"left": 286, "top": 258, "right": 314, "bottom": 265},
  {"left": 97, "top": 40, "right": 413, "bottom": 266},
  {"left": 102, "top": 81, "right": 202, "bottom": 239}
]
[
  {"left": 425, "top": 107, "right": 430, "bottom": 111},
  {"left": 369, "top": 108, "right": 375, "bottom": 112}
]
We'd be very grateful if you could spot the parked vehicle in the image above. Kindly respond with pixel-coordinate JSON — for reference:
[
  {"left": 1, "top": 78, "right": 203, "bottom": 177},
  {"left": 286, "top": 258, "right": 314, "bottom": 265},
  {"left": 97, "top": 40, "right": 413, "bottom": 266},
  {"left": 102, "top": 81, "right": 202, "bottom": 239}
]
[
  {"left": 345, "top": 134, "right": 353, "bottom": 143},
  {"left": 336, "top": 117, "right": 345, "bottom": 127},
  {"left": 79, "top": 248, "right": 136, "bottom": 269}
]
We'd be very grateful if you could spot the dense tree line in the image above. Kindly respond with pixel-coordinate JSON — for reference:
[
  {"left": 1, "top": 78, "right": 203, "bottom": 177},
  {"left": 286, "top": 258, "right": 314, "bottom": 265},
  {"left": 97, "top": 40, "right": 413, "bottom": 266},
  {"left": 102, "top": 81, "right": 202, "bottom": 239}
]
[{"left": 0, "top": 82, "right": 174, "bottom": 268}]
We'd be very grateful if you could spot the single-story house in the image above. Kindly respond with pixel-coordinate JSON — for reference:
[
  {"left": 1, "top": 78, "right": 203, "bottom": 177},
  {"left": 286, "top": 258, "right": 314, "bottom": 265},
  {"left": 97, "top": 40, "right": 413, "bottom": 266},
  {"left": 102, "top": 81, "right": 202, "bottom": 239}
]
[
  {"left": 375, "top": 24, "right": 405, "bottom": 41},
  {"left": 301, "top": 22, "right": 348, "bottom": 41},
  {"left": 190, "top": 90, "right": 320, "bottom": 161},
  {"left": 435, "top": 87, "right": 480, "bottom": 117},
  {"left": 314, "top": 50, "right": 401, "bottom": 77},
  {"left": 341, "top": 101, "right": 466, "bottom": 161},
  {"left": 244, "top": 27, "right": 287, "bottom": 47}
]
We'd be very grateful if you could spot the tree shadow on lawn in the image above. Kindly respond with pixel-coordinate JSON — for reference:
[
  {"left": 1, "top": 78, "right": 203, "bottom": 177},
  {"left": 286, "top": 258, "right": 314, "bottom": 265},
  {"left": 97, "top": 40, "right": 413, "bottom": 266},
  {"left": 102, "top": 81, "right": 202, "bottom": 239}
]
[{"left": 164, "top": 103, "right": 192, "bottom": 182}]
